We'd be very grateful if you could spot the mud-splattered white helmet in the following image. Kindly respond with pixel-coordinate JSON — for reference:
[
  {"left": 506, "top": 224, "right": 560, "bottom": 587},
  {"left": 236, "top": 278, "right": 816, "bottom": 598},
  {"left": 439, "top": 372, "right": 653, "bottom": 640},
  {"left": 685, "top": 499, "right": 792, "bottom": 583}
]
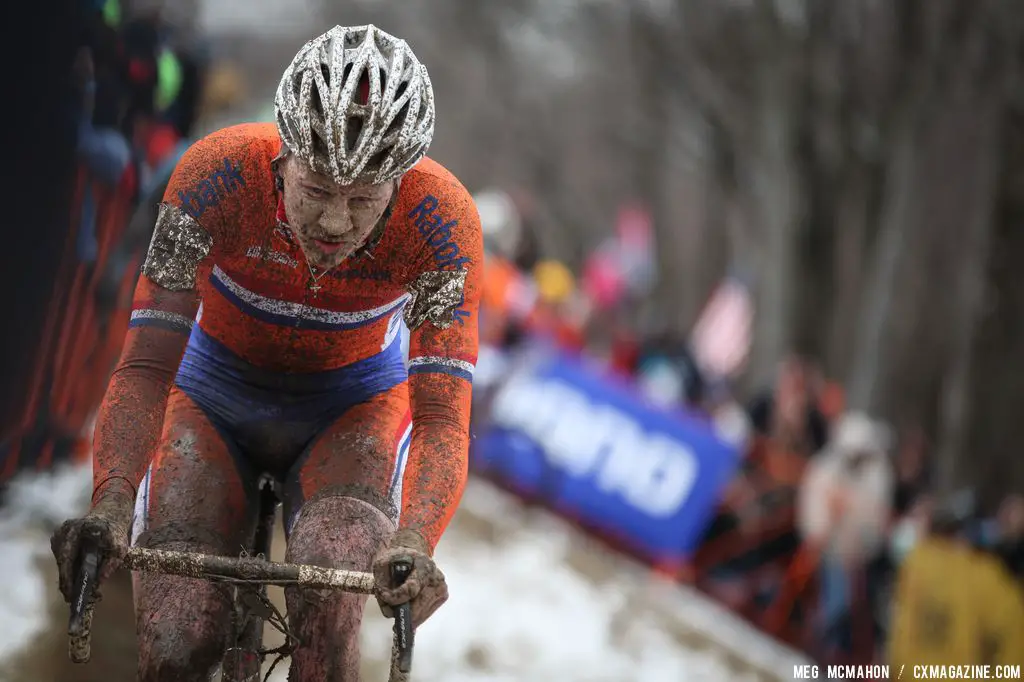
[{"left": 275, "top": 24, "right": 435, "bottom": 185}]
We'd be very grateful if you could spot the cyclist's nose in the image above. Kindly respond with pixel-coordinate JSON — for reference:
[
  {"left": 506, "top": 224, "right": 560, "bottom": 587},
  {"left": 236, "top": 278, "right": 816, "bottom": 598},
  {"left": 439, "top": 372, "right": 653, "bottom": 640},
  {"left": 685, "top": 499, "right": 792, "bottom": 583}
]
[{"left": 318, "top": 202, "right": 352, "bottom": 237}]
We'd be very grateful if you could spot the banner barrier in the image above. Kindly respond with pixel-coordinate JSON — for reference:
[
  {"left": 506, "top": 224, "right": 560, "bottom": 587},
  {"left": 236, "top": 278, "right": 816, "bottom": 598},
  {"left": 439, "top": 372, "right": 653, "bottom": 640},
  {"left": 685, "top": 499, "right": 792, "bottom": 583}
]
[{"left": 471, "top": 346, "right": 741, "bottom": 564}]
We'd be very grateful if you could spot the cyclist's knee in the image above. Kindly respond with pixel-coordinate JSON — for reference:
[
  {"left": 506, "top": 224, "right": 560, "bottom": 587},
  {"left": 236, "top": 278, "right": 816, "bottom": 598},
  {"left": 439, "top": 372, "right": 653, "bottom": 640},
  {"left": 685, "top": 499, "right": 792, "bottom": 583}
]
[
  {"left": 135, "top": 540, "right": 232, "bottom": 682},
  {"left": 286, "top": 489, "right": 394, "bottom": 569},
  {"left": 285, "top": 492, "right": 392, "bottom": 615}
]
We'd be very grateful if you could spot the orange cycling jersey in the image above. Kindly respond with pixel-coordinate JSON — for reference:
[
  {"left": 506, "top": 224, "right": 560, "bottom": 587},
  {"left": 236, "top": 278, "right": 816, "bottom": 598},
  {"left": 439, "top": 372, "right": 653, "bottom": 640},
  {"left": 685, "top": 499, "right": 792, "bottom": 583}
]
[{"left": 92, "top": 122, "right": 482, "bottom": 549}]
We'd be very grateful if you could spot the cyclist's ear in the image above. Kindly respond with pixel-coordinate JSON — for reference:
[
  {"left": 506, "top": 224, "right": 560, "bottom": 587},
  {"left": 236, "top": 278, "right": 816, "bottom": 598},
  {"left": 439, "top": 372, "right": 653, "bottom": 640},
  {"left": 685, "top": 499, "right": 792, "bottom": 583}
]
[{"left": 271, "top": 149, "right": 291, "bottom": 192}]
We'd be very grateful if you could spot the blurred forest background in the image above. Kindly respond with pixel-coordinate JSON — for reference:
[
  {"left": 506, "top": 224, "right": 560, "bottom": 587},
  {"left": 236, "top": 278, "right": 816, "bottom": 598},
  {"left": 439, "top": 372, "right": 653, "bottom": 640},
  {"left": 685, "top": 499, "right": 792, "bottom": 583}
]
[{"left": 145, "top": 0, "right": 1024, "bottom": 502}]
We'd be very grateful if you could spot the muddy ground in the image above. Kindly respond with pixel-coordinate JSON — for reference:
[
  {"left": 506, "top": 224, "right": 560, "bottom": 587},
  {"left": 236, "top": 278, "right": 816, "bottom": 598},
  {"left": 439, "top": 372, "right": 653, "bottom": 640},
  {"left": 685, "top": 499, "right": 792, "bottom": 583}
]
[
  {"left": 3, "top": 480, "right": 805, "bottom": 682},
  {"left": 4, "top": 513, "right": 392, "bottom": 682}
]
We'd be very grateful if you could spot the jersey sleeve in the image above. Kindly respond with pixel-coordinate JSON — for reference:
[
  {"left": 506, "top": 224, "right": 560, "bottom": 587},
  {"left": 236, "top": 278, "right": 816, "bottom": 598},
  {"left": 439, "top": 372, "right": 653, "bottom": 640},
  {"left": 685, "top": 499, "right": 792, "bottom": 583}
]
[
  {"left": 91, "top": 133, "right": 247, "bottom": 500},
  {"left": 399, "top": 183, "right": 482, "bottom": 550}
]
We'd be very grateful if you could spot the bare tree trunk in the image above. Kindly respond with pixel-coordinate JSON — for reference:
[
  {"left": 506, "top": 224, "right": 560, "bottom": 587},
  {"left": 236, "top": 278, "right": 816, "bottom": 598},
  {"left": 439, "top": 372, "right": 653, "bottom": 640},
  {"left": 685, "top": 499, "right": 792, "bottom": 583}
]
[
  {"left": 844, "top": 101, "right": 922, "bottom": 413},
  {"left": 743, "top": 57, "right": 803, "bottom": 388},
  {"left": 935, "top": 246, "right": 992, "bottom": 498},
  {"left": 826, "top": 166, "right": 870, "bottom": 379},
  {"left": 673, "top": 0, "right": 808, "bottom": 388},
  {"left": 969, "top": 101, "right": 1024, "bottom": 502},
  {"left": 933, "top": 63, "right": 1013, "bottom": 497},
  {"left": 628, "top": 6, "right": 689, "bottom": 333}
]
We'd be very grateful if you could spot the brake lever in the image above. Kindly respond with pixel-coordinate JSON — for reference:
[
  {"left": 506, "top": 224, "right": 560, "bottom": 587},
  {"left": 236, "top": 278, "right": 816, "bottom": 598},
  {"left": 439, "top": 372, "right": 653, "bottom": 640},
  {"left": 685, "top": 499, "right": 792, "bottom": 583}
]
[
  {"left": 389, "top": 558, "right": 414, "bottom": 674},
  {"left": 68, "top": 537, "right": 101, "bottom": 663}
]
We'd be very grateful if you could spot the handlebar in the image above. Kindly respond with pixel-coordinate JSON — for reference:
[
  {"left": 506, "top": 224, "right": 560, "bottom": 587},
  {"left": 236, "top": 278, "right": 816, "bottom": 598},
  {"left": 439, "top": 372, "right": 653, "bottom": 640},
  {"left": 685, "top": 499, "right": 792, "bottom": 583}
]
[{"left": 67, "top": 545, "right": 416, "bottom": 681}]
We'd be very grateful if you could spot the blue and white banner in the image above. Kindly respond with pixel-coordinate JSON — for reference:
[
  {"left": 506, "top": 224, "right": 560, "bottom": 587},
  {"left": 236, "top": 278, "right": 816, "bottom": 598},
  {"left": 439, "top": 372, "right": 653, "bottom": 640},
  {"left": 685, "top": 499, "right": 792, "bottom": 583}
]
[{"left": 472, "top": 347, "right": 741, "bottom": 563}]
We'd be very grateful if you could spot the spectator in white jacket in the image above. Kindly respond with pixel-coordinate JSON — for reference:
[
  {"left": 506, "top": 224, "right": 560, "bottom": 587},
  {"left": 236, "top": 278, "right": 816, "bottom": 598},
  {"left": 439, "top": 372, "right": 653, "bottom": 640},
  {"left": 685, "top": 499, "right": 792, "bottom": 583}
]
[{"left": 797, "top": 412, "right": 895, "bottom": 655}]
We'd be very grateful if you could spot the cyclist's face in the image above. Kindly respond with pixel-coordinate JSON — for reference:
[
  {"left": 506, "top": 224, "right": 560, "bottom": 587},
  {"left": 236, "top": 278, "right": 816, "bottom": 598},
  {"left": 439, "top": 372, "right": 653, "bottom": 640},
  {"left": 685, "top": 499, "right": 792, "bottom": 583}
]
[{"left": 279, "top": 157, "right": 396, "bottom": 269}]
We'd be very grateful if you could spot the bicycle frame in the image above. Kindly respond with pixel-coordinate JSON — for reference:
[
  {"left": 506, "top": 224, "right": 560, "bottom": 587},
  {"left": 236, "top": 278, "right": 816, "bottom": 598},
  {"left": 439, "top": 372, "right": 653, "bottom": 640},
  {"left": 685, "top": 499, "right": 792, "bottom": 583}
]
[
  {"left": 65, "top": 479, "right": 415, "bottom": 682},
  {"left": 221, "top": 477, "right": 280, "bottom": 682}
]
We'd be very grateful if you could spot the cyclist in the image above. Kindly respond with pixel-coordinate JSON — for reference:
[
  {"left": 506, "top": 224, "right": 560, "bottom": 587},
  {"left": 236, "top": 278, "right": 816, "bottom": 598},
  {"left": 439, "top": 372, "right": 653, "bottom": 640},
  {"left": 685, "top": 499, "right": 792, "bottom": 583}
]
[{"left": 51, "top": 24, "right": 480, "bottom": 681}]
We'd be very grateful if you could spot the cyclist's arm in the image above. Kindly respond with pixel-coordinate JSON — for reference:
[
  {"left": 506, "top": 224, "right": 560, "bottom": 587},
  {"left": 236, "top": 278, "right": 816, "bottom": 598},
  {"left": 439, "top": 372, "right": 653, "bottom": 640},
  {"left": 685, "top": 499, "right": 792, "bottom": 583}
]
[
  {"left": 402, "top": 194, "right": 482, "bottom": 552},
  {"left": 92, "top": 267, "right": 201, "bottom": 500},
  {"left": 91, "top": 157, "right": 226, "bottom": 501}
]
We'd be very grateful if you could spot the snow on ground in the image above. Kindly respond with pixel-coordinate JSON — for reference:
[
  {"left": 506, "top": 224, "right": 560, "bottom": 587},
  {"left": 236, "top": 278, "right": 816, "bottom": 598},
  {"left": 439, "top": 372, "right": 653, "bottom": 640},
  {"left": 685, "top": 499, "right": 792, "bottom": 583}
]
[
  {"left": 346, "top": 482, "right": 808, "bottom": 682},
  {"left": 0, "top": 464, "right": 91, "bottom": 665},
  {"left": 0, "top": 465, "right": 808, "bottom": 682}
]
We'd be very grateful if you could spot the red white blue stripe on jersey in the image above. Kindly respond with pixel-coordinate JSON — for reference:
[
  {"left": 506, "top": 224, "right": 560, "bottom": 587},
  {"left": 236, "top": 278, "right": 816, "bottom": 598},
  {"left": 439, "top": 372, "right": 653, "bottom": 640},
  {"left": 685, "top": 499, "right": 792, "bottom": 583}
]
[
  {"left": 209, "top": 265, "right": 410, "bottom": 331},
  {"left": 129, "top": 308, "right": 195, "bottom": 336},
  {"left": 131, "top": 463, "right": 154, "bottom": 547},
  {"left": 407, "top": 355, "right": 475, "bottom": 382},
  {"left": 388, "top": 416, "right": 413, "bottom": 520}
]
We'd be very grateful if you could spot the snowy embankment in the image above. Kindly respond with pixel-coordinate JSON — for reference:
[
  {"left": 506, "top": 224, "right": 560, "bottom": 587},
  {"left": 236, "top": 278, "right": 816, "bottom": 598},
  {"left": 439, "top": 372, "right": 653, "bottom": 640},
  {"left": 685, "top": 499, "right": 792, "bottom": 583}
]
[{"left": 0, "top": 464, "right": 808, "bottom": 682}]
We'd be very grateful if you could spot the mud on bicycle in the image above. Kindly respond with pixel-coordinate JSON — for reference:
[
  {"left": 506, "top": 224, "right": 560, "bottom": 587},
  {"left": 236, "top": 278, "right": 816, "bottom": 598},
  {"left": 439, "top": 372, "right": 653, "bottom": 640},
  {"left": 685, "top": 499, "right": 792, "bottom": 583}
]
[{"left": 65, "top": 478, "right": 416, "bottom": 682}]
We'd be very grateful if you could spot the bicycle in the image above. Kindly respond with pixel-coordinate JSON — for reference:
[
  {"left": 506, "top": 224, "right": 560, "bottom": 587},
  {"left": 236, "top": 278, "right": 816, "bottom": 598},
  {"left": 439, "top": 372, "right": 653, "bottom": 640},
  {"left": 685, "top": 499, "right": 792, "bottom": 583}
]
[{"left": 64, "top": 477, "right": 416, "bottom": 682}]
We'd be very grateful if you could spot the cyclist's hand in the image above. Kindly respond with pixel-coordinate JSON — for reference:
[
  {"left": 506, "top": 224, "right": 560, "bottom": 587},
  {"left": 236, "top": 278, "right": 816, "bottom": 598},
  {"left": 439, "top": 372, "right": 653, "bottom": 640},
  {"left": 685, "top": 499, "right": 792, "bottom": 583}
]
[
  {"left": 372, "top": 528, "right": 448, "bottom": 628},
  {"left": 51, "top": 486, "right": 134, "bottom": 604}
]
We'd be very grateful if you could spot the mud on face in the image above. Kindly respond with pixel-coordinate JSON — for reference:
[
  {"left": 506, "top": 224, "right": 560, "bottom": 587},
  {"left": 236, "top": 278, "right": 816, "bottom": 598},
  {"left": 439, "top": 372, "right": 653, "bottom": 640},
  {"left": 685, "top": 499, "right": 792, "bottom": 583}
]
[{"left": 276, "top": 155, "right": 395, "bottom": 270}]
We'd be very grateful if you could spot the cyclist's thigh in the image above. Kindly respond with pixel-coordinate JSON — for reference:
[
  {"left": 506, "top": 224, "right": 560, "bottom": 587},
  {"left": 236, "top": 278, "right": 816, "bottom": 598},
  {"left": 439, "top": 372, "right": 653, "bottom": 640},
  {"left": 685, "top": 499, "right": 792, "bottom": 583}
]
[
  {"left": 282, "top": 380, "right": 411, "bottom": 534},
  {"left": 133, "top": 387, "right": 256, "bottom": 550},
  {"left": 281, "top": 381, "right": 409, "bottom": 680},
  {"left": 132, "top": 387, "right": 256, "bottom": 671}
]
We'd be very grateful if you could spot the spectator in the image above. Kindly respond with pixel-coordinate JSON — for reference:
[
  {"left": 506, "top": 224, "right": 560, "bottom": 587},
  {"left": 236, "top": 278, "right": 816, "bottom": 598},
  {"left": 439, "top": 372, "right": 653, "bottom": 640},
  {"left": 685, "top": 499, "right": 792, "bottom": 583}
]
[
  {"left": 513, "top": 217, "right": 542, "bottom": 273},
  {"left": 196, "top": 60, "right": 247, "bottom": 123},
  {"left": 635, "top": 332, "right": 704, "bottom": 410},
  {"left": 119, "top": 11, "right": 161, "bottom": 141},
  {"left": 748, "top": 355, "right": 830, "bottom": 457},
  {"left": 797, "top": 413, "right": 895, "bottom": 657},
  {"left": 74, "top": 47, "right": 132, "bottom": 185},
  {"left": 889, "top": 493, "right": 935, "bottom": 565},
  {"left": 528, "top": 259, "right": 587, "bottom": 352},
  {"left": 705, "top": 381, "right": 753, "bottom": 451},
  {"left": 893, "top": 425, "right": 931, "bottom": 516},
  {"left": 162, "top": 43, "right": 205, "bottom": 139},
  {"left": 584, "top": 305, "right": 640, "bottom": 378},
  {"left": 992, "top": 494, "right": 1024, "bottom": 579},
  {"left": 78, "top": 0, "right": 129, "bottom": 131},
  {"left": 73, "top": 45, "right": 133, "bottom": 265}
]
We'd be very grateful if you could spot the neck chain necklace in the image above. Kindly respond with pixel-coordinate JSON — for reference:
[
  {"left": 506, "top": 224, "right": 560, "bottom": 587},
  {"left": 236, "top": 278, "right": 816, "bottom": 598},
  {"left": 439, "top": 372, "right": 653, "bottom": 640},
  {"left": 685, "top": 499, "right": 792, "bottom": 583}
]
[
  {"left": 306, "top": 261, "right": 331, "bottom": 296},
  {"left": 276, "top": 220, "right": 331, "bottom": 297}
]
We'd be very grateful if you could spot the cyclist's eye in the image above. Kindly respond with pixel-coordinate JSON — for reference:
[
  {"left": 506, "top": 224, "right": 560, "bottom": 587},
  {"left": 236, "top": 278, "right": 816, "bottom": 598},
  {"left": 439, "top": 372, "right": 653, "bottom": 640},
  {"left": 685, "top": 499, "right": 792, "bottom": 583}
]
[
  {"left": 303, "top": 185, "right": 329, "bottom": 198},
  {"left": 351, "top": 197, "right": 375, "bottom": 208}
]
